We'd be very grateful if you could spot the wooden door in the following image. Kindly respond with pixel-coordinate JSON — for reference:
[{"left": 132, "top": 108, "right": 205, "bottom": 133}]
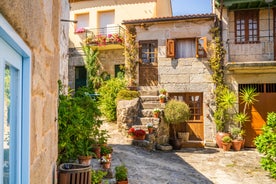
[
  {"left": 239, "top": 84, "right": 276, "bottom": 147},
  {"left": 138, "top": 40, "right": 158, "bottom": 86},
  {"left": 169, "top": 93, "right": 204, "bottom": 141}
]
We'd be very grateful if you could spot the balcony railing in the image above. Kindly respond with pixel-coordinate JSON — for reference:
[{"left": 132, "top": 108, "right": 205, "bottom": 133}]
[{"left": 76, "top": 25, "right": 125, "bottom": 48}]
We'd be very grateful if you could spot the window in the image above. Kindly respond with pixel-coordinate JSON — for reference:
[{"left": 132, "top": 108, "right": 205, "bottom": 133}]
[
  {"left": 139, "top": 40, "right": 158, "bottom": 64},
  {"left": 0, "top": 14, "right": 31, "bottom": 183},
  {"left": 98, "top": 10, "right": 115, "bottom": 35},
  {"left": 75, "top": 13, "right": 89, "bottom": 30},
  {"left": 166, "top": 38, "right": 207, "bottom": 59},
  {"left": 235, "top": 10, "right": 259, "bottom": 44},
  {"left": 75, "top": 66, "right": 87, "bottom": 90}
]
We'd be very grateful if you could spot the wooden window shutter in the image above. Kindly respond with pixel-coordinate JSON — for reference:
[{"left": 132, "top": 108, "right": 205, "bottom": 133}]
[
  {"left": 196, "top": 37, "right": 207, "bottom": 58},
  {"left": 166, "top": 39, "right": 175, "bottom": 58}
]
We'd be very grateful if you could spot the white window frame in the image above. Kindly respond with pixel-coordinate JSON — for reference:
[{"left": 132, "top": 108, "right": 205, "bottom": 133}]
[{"left": 0, "top": 13, "right": 31, "bottom": 183}]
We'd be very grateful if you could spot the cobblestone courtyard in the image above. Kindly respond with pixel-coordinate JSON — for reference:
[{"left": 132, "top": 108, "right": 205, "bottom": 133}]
[{"left": 101, "top": 122, "right": 275, "bottom": 184}]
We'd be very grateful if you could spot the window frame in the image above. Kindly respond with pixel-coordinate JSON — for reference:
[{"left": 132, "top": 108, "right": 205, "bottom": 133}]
[
  {"left": 139, "top": 40, "right": 158, "bottom": 64},
  {"left": 0, "top": 13, "right": 31, "bottom": 183},
  {"left": 234, "top": 10, "right": 259, "bottom": 44}
]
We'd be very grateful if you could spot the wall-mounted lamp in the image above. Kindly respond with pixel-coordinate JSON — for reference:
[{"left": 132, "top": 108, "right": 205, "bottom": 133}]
[{"left": 60, "top": 19, "right": 78, "bottom": 24}]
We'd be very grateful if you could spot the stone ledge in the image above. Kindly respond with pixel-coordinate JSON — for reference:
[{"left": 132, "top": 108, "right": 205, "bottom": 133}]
[{"left": 156, "top": 144, "right": 173, "bottom": 151}]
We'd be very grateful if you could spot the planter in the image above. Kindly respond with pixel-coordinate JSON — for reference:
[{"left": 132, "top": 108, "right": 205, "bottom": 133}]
[
  {"left": 58, "top": 163, "right": 91, "bottom": 184},
  {"left": 103, "top": 162, "right": 111, "bottom": 169},
  {"left": 178, "top": 132, "right": 189, "bottom": 142},
  {"left": 222, "top": 142, "right": 232, "bottom": 151},
  {"left": 148, "top": 127, "right": 153, "bottom": 134},
  {"left": 232, "top": 140, "right": 242, "bottom": 151},
  {"left": 78, "top": 155, "right": 92, "bottom": 165},
  {"left": 133, "top": 135, "right": 146, "bottom": 140},
  {"left": 153, "top": 113, "right": 159, "bottom": 118},
  {"left": 216, "top": 132, "right": 230, "bottom": 148},
  {"left": 92, "top": 145, "right": 101, "bottom": 159},
  {"left": 159, "top": 98, "right": 165, "bottom": 103},
  {"left": 241, "top": 139, "right": 245, "bottom": 149},
  {"left": 117, "top": 180, "right": 128, "bottom": 184}
]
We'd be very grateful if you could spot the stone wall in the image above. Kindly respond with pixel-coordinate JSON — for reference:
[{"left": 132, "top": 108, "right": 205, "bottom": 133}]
[
  {"left": 0, "top": 0, "right": 69, "bottom": 183},
  {"left": 68, "top": 48, "right": 124, "bottom": 89}
]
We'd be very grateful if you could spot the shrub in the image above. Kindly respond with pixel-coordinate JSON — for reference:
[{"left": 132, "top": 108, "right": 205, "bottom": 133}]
[
  {"left": 115, "top": 165, "right": 128, "bottom": 181},
  {"left": 91, "top": 170, "right": 107, "bottom": 184},
  {"left": 116, "top": 89, "right": 140, "bottom": 102},
  {"left": 255, "top": 112, "right": 276, "bottom": 179},
  {"left": 98, "top": 77, "right": 127, "bottom": 121}
]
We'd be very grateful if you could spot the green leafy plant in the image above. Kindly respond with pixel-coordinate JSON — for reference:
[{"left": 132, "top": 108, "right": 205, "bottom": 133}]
[
  {"left": 116, "top": 89, "right": 140, "bottom": 102},
  {"left": 98, "top": 77, "right": 127, "bottom": 121},
  {"left": 222, "top": 135, "right": 232, "bottom": 143},
  {"left": 91, "top": 170, "right": 107, "bottom": 184},
  {"left": 164, "top": 100, "right": 190, "bottom": 140},
  {"left": 100, "top": 145, "right": 113, "bottom": 156},
  {"left": 159, "top": 88, "right": 167, "bottom": 94},
  {"left": 58, "top": 81, "right": 103, "bottom": 163},
  {"left": 115, "top": 165, "right": 128, "bottom": 181},
  {"left": 255, "top": 112, "right": 276, "bottom": 179},
  {"left": 124, "top": 27, "right": 139, "bottom": 86}
]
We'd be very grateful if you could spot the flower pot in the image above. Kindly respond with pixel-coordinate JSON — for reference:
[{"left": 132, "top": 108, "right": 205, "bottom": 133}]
[
  {"left": 216, "top": 132, "right": 230, "bottom": 148},
  {"left": 117, "top": 180, "right": 128, "bottom": 184},
  {"left": 148, "top": 127, "right": 153, "bottom": 134},
  {"left": 103, "top": 162, "right": 111, "bottom": 169},
  {"left": 93, "top": 146, "right": 101, "bottom": 159},
  {"left": 78, "top": 156, "right": 92, "bottom": 165},
  {"left": 169, "top": 138, "right": 182, "bottom": 150},
  {"left": 153, "top": 113, "right": 159, "bottom": 118},
  {"left": 58, "top": 163, "right": 91, "bottom": 184},
  {"left": 178, "top": 132, "right": 189, "bottom": 142},
  {"left": 222, "top": 142, "right": 232, "bottom": 151},
  {"left": 232, "top": 140, "right": 242, "bottom": 151},
  {"left": 159, "top": 98, "right": 165, "bottom": 103},
  {"left": 133, "top": 135, "right": 146, "bottom": 140}
]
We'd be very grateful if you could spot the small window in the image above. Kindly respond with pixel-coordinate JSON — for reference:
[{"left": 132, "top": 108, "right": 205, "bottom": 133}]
[
  {"left": 235, "top": 10, "right": 259, "bottom": 44},
  {"left": 75, "top": 13, "right": 89, "bottom": 33},
  {"left": 139, "top": 40, "right": 158, "bottom": 64},
  {"left": 166, "top": 38, "right": 207, "bottom": 59}
]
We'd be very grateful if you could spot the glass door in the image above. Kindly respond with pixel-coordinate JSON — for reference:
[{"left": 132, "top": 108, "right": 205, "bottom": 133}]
[{"left": 0, "top": 37, "right": 22, "bottom": 184}]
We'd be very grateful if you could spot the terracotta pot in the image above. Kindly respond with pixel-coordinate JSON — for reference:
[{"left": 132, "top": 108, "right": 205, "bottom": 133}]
[
  {"left": 102, "top": 162, "right": 111, "bottom": 169},
  {"left": 232, "top": 140, "right": 242, "bottom": 151},
  {"left": 78, "top": 156, "right": 92, "bottom": 165},
  {"left": 93, "top": 146, "right": 101, "bottom": 159},
  {"left": 148, "top": 127, "right": 153, "bottom": 134},
  {"left": 153, "top": 113, "right": 159, "bottom": 118},
  {"left": 216, "top": 132, "right": 230, "bottom": 148},
  {"left": 222, "top": 142, "right": 232, "bottom": 151},
  {"left": 133, "top": 135, "right": 146, "bottom": 140},
  {"left": 159, "top": 98, "right": 165, "bottom": 103},
  {"left": 241, "top": 139, "right": 245, "bottom": 149},
  {"left": 117, "top": 180, "right": 128, "bottom": 184}
]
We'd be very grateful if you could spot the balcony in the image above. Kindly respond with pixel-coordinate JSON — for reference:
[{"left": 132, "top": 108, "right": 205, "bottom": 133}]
[{"left": 76, "top": 24, "right": 125, "bottom": 50}]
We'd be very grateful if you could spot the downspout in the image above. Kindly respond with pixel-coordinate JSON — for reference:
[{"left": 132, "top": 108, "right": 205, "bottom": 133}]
[{"left": 220, "top": 0, "right": 224, "bottom": 68}]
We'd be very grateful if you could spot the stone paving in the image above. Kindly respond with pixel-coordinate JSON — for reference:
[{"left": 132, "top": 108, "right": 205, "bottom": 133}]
[{"left": 100, "top": 122, "right": 275, "bottom": 184}]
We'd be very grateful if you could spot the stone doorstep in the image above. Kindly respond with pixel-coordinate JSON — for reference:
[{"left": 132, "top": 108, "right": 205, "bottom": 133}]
[
  {"left": 138, "top": 117, "right": 160, "bottom": 126},
  {"left": 181, "top": 140, "right": 205, "bottom": 148},
  {"left": 140, "top": 96, "right": 159, "bottom": 102},
  {"left": 141, "top": 101, "right": 163, "bottom": 109}
]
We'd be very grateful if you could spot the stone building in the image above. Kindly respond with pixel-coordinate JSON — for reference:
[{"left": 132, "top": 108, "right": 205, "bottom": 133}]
[
  {"left": 123, "top": 14, "right": 218, "bottom": 147},
  {"left": 68, "top": 0, "right": 172, "bottom": 90},
  {"left": 214, "top": 0, "right": 276, "bottom": 147},
  {"left": 0, "top": 0, "right": 69, "bottom": 183}
]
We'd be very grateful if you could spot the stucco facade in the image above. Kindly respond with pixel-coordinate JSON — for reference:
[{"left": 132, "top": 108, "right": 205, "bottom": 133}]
[
  {"left": 68, "top": 0, "right": 172, "bottom": 90},
  {"left": 0, "top": 0, "right": 69, "bottom": 183}
]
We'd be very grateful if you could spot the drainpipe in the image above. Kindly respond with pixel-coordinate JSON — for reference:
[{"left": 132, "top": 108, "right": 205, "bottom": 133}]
[{"left": 220, "top": 0, "right": 224, "bottom": 68}]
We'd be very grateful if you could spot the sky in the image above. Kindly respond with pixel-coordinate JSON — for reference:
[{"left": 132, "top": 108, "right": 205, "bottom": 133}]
[{"left": 171, "top": 0, "right": 212, "bottom": 16}]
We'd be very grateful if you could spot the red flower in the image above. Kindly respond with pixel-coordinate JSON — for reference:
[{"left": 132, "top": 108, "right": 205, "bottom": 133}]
[
  {"left": 128, "top": 127, "right": 135, "bottom": 136},
  {"left": 134, "top": 129, "right": 146, "bottom": 137}
]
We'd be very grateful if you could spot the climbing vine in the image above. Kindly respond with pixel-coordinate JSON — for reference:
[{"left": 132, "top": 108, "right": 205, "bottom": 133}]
[
  {"left": 208, "top": 27, "right": 227, "bottom": 132},
  {"left": 124, "top": 26, "right": 139, "bottom": 87}
]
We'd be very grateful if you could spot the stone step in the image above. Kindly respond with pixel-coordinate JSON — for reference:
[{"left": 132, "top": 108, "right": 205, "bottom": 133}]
[
  {"left": 138, "top": 117, "right": 160, "bottom": 127},
  {"left": 139, "top": 90, "right": 159, "bottom": 96},
  {"left": 140, "top": 109, "right": 164, "bottom": 117},
  {"left": 141, "top": 101, "right": 164, "bottom": 109},
  {"left": 140, "top": 96, "right": 159, "bottom": 102},
  {"left": 181, "top": 141, "right": 205, "bottom": 148}
]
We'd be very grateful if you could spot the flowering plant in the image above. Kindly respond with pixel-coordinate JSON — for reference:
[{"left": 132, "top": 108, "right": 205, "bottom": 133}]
[
  {"left": 147, "top": 123, "right": 153, "bottom": 128},
  {"left": 128, "top": 128, "right": 146, "bottom": 137},
  {"left": 98, "top": 155, "right": 110, "bottom": 164},
  {"left": 159, "top": 94, "right": 166, "bottom": 99},
  {"left": 153, "top": 108, "right": 161, "bottom": 113}
]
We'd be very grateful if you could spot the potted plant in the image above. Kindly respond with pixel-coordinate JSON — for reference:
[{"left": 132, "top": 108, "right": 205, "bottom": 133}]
[
  {"left": 159, "top": 94, "right": 166, "bottom": 103},
  {"left": 159, "top": 88, "right": 167, "bottom": 95},
  {"left": 128, "top": 127, "right": 146, "bottom": 140},
  {"left": 99, "top": 156, "right": 111, "bottom": 170},
  {"left": 147, "top": 123, "right": 154, "bottom": 134},
  {"left": 164, "top": 100, "right": 190, "bottom": 150},
  {"left": 222, "top": 135, "right": 232, "bottom": 151},
  {"left": 230, "top": 127, "right": 244, "bottom": 151},
  {"left": 101, "top": 145, "right": 113, "bottom": 160},
  {"left": 115, "top": 165, "right": 128, "bottom": 184},
  {"left": 76, "top": 138, "right": 95, "bottom": 165},
  {"left": 91, "top": 170, "right": 107, "bottom": 184},
  {"left": 152, "top": 108, "right": 161, "bottom": 118}
]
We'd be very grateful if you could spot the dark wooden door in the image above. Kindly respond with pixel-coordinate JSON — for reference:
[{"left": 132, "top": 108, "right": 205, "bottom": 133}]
[{"left": 139, "top": 63, "right": 158, "bottom": 86}]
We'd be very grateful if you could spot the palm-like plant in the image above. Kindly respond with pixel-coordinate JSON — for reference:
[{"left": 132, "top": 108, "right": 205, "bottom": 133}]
[{"left": 239, "top": 87, "right": 259, "bottom": 113}]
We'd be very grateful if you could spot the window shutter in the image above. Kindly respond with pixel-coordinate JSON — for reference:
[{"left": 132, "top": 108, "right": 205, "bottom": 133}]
[
  {"left": 196, "top": 37, "right": 207, "bottom": 58},
  {"left": 166, "top": 39, "right": 175, "bottom": 58}
]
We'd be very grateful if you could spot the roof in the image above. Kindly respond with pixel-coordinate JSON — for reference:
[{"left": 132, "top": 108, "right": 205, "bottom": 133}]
[
  {"left": 122, "top": 13, "right": 216, "bottom": 25},
  {"left": 215, "top": 0, "right": 276, "bottom": 10}
]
